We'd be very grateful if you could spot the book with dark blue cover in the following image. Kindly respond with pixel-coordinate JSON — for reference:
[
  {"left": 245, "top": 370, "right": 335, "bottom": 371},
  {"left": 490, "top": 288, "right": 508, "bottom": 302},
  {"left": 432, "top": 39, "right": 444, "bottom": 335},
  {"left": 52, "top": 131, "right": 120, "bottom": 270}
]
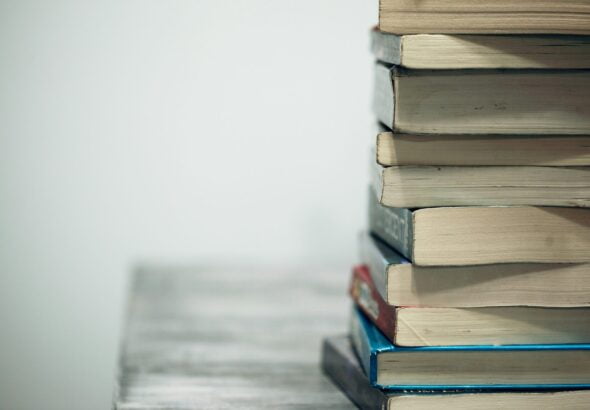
[
  {"left": 350, "top": 307, "right": 590, "bottom": 391},
  {"left": 321, "top": 335, "right": 590, "bottom": 409}
]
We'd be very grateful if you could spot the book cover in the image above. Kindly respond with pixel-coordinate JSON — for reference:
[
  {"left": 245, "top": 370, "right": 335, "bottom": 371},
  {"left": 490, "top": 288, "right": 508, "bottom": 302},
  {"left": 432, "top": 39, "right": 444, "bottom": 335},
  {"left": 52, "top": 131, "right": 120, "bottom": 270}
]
[
  {"left": 349, "top": 265, "right": 396, "bottom": 341},
  {"left": 322, "top": 335, "right": 590, "bottom": 409},
  {"left": 350, "top": 307, "right": 590, "bottom": 391},
  {"left": 321, "top": 335, "right": 389, "bottom": 409},
  {"left": 367, "top": 188, "right": 414, "bottom": 261},
  {"left": 358, "top": 231, "right": 409, "bottom": 302}
]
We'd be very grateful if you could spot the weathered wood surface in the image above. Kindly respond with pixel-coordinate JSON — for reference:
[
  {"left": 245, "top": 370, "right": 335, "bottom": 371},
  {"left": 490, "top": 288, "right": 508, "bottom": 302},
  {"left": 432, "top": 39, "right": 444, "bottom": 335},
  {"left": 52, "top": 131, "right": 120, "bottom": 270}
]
[{"left": 114, "top": 266, "right": 355, "bottom": 409}]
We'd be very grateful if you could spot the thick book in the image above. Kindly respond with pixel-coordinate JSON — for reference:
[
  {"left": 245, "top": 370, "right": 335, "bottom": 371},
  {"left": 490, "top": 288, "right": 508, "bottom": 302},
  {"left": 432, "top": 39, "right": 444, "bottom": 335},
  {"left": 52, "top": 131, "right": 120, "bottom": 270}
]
[
  {"left": 350, "top": 264, "right": 590, "bottom": 346},
  {"left": 359, "top": 232, "right": 590, "bottom": 308},
  {"left": 378, "top": 0, "right": 590, "bottom": 35},
  {"left": 367, "top": 190, "right": 590, "bottom": 266},
  {"left": 372, "top": 162, "right": 590, "bottom": 208},
  {"left": 373, "top": 63, "right": 590, "bottom": 135},
  {"left": 350, "top": 307, "right": 590, "bottom": 390},
  {"left": 375, "top": 129, "right": 590, "bottom": 167},
  {"left": 321, "top": 335, "right": 590, "bottom": 410},
  {"left": 371, "top": 29, "right": 590, "bottom": 69}
]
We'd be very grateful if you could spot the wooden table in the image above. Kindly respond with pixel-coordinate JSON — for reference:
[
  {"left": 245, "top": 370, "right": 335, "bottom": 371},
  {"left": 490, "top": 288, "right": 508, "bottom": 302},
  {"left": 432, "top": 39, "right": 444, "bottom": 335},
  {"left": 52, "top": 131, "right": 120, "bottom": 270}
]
[{"left": 114, "top": 266, "right": 356, "bottom": 409}]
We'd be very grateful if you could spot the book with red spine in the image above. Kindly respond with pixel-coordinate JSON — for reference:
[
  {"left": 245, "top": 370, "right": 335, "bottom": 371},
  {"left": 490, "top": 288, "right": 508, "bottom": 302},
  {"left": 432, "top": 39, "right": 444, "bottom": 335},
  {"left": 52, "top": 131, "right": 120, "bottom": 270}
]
[
  {"left": 349, "top": 264, "right": 590, "bottom": 347},
  {"left": 349, "top": 264, "right": 397, "bottom": 342}
]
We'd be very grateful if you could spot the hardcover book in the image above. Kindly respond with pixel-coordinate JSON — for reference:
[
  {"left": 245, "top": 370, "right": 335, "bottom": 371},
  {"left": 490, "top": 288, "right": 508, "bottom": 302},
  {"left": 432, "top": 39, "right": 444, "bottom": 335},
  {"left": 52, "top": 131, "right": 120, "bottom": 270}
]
[
  {"left": 321, "top": 335, "right": 590, "bottom": 410},
  {"left": 359, "top": 232, "right": 590, "bottom": 308},
  {"left": 350, "top": 264, "right": 590, "bottom": 346},
  {"left": 368, "top": 191, "right": 590, "bottom": 266},
  {"left": 373, "top": 63, "right": 590, "bottom": 135},
  {"left": 350, "top": 307, "right": 590, "bottom": 390},
  {"left": 371, "top": 29, "right": 590, "bottom": 69},
  {"left": 378, "top": 0, "right": 590, "bottom": 35}
]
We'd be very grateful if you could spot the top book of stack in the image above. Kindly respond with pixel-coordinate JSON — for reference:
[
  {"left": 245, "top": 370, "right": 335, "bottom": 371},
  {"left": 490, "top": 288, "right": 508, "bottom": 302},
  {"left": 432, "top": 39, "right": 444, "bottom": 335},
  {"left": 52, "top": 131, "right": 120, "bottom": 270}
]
[{"left": 379, "top": 0, "right": 590, "bottom": 34}]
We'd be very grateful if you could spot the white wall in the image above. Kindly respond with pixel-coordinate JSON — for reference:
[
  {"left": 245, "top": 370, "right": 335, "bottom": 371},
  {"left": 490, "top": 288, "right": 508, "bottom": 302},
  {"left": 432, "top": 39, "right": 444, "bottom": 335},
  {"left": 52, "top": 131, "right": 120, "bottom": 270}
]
[{"left": 0, "top": 1, "right": 375, "bottom": 409}]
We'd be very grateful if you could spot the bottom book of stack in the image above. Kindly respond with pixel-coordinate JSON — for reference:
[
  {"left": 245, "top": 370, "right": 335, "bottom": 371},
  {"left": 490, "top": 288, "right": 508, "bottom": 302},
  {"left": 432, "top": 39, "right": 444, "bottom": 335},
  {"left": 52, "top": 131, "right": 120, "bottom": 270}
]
[
  {"left": 321, "top": 308, "right": 590, "bottom": 409},
  {"left": 321, "top": 332, "right": 590, "bottom": 410}
]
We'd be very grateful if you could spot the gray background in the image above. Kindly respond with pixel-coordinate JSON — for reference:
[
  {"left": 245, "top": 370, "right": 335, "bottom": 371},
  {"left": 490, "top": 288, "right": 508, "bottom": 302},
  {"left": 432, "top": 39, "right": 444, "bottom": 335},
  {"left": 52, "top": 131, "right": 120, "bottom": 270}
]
[{"left": 0, "top": 1, "right": 374, "bottom": 409}]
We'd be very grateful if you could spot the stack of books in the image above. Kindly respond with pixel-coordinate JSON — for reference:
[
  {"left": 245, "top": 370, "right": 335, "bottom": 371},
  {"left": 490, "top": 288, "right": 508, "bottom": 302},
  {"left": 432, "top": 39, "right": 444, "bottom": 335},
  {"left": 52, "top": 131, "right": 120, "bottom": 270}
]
[{"left": 321, "top": 1, "right": 590, "bottom": 408}]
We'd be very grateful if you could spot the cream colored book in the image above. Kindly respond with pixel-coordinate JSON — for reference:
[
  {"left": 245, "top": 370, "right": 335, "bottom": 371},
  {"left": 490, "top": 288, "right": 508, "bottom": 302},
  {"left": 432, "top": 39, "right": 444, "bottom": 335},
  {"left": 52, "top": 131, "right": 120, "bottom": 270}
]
[
  {"left": 352, "top": 264, "right": 590, "bottom": 346},
  {"left": 368, "top": 192, "right": 590, "bottom": 266},
  {"left": 371, "top": 29, "right": 590, "bottom": 69},
  {"left": 373, "top": 163, "right": 590, "bottom": 208},
  {"left": 379, "top": 0, "right": 590, "bottom": 35},
  {"left": 373, "top": 63, "right": 590, "bottom": 135},
  {"left": 359, "top": 232, "right": 590, "bottom": 308},
  {"left": 376, "top": 130, "right": 590, "bottom": 166},
  {"left": 391, "top": 306, "right": 590, "bottom": 346}
]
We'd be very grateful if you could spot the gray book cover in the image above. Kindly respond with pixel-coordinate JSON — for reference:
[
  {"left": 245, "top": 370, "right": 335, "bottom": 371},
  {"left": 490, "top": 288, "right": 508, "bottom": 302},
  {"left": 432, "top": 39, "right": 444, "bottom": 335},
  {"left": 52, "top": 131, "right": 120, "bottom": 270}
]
[
  {"left": 367, "top": 187, "right": 414, "bottom": 261},
  {"left": 321, "top": 335, "right": 388, "bottom": 410}
]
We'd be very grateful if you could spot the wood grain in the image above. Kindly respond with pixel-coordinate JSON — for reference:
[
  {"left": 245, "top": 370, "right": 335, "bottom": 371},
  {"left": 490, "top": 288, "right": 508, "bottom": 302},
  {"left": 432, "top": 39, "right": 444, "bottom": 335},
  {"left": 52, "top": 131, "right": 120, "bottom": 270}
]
[{"left": 114, "top": 265, "right": 355, "bottom": 409}]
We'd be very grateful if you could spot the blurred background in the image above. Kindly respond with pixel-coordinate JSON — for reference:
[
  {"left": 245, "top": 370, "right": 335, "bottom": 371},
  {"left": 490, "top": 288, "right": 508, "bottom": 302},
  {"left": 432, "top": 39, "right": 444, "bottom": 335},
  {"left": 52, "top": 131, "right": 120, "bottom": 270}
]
[{"left": 0, "top": 1, "right": 374, "bottom": 409}]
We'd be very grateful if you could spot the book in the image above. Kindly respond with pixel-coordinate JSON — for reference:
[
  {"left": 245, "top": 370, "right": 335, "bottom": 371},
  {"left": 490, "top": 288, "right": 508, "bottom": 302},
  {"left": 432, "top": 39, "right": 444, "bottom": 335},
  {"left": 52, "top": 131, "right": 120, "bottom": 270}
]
[
  {"left": 359, "top": 232, "right": 590, "bottom": 308},
  {"left": 321, "top": 335, "right": 590, "bottom": 409},
  {"left": 368, "top": 192, "right": 590, "bottom": 266},
  {"left": 371, "top": 29, "right": 590, "bottom": 69},
  {"left": 350, "top": 264, "right": 590, "bottom": 346},
  {"left": 322, "top": 335, "right": 391, "bottom": 410},
  {"left": 373, "top": 63, "right": 590, "bottom": 135},
  {"left": 375, "top": 129, "right": 590, "bottom": 167},
  {"left": 372, "top": 162, "right": 590, "bottom": 208},
  {"left": 378, "top": 0, "right": 590, "bottom": 35},
  {"left": 350, "top": 307, "right": 590, "bottom": 390}
]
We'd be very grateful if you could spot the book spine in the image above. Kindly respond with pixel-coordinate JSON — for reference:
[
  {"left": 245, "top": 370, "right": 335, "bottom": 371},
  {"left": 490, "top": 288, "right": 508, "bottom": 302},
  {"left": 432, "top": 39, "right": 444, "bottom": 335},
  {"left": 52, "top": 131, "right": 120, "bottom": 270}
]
[
  {"left": 368, "top": 188, "right": 414, "bottom": 260},
  {"left": 358, "top": 232, "right": 388, "bottom": 301},
  {"left": 349, "top": 307, "right": 376, "bottom": 384},
  {"left": 350, "top": 266, "right": 397, "bottom": 343},
  {"left": 370, "top": 29, "right": 401, "bottom": 66},
  {"left": 359, "top": 231, "right": 410, "bottom": 302},
  {"left": 321, "top": 337, "right": 388, "bottom": 410},
  {"left": 372, "top": 63, "right": 395, "bottom": 129}
]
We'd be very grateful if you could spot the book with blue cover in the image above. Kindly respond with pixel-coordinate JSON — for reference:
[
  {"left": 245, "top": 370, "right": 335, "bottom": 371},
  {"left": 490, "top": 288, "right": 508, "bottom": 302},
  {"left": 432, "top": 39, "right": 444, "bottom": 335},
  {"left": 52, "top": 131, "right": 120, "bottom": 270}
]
[
  {"left": 350, "top": 307, "right": 590, "bottom": 391},
  {"left": 321, "top": 335, "right": 590, "bottom": 410}
]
